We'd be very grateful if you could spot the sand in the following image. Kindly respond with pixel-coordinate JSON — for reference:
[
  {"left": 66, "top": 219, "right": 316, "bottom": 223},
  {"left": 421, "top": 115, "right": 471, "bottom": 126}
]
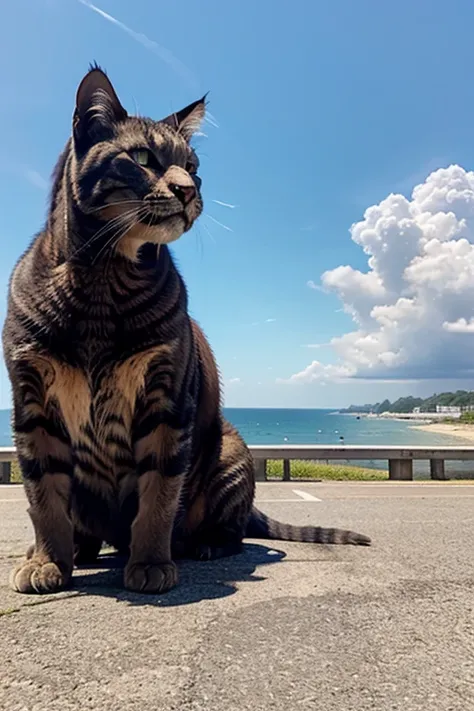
[{"left": 412, "top": 422, "right": 474, "bottom": 443}]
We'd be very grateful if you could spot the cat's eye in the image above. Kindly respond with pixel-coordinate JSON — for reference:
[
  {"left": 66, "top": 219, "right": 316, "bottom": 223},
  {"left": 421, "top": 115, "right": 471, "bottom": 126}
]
[
  {"left": 131, "top": 149, "right": 163, "bottom": 171},
  {"left": 186, "top": 161, "right": 197, "bottom": 175},
  {"left": 132, "top": 150, "right": 151, "bottom": 166}
]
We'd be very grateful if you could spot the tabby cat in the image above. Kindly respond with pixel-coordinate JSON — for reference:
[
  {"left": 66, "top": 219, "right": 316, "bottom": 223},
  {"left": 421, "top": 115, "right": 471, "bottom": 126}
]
[{"left": 3, "top": 65, "right": 370, "bottom": 595}]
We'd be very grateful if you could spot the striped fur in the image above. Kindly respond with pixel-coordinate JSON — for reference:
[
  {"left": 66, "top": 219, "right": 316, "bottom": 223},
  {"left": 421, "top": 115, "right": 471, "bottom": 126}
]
[{"left": 3, "top": 66, "right": 370, "bottom": 595}]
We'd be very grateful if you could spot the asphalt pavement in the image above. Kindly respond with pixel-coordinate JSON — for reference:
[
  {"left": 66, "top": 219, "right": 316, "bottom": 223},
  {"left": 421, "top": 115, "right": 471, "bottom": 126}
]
[{"left": 1, "top": 481, "right": 473, "bottom": 711}]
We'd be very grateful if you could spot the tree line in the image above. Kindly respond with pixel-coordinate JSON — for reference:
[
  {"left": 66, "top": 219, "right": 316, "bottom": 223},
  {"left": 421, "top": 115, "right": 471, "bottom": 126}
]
[{"left": 340, "top": 390, "right": 474, "bottom": 414}]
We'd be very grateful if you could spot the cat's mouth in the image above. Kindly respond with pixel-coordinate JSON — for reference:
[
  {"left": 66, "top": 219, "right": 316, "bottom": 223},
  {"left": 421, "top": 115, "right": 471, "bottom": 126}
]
[{"left": 139, "top": 210, "right": 190, "bottom": 231}]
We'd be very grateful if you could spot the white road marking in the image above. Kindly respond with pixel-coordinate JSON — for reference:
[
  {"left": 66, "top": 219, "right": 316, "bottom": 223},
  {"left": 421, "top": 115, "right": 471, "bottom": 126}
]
[
  {"left": 0, "top": 495, "right": 321, "bottom": 505},
  {"left": 292, "top": 489, "right": 322, "bottom": 502},
  {"left": 256, "top": 498, "right": 315, "bottom": 503}
]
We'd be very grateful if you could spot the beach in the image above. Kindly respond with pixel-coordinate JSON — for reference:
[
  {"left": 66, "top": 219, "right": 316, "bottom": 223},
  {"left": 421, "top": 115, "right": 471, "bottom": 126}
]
[{"left": 411, "top": 422, "right": 474, "bottom": 442}]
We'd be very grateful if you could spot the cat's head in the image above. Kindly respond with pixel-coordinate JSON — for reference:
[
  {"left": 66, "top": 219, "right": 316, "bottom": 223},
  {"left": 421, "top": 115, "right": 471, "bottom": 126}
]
[{"left": 67, "top": 64, "right": 206, "bottom": 260}]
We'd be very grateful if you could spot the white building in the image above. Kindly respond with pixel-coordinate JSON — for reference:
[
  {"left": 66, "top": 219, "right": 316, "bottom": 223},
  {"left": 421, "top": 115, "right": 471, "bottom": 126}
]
[{"left": 436, "top": 405, "right": 461, "bottom": 414}]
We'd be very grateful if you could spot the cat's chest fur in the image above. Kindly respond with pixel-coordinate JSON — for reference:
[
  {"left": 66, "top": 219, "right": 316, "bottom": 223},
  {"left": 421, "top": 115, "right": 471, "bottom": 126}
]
[{"left": 34, "top": 344, "right": 173, "bottom": 465}]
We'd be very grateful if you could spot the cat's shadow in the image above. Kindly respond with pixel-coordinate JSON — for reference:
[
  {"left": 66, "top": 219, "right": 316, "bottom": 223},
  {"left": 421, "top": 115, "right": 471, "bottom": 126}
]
[{"left": 72, "top": 542, "right": 286, "bottom": 607}]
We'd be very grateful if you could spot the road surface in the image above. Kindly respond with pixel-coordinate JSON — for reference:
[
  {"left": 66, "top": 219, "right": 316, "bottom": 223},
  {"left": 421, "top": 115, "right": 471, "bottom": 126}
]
[{"left": 1, "top": 481, "right": 473, "bottom": 710}]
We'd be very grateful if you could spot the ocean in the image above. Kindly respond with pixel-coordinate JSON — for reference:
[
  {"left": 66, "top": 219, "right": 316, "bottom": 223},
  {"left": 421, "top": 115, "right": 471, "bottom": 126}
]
[
  {"left": 222, "top": 408, "right": 471, "bottom": 447},
  {"left": 1, "top": 407, "right": 472, "bottom": 477},
  {"left": 2, "top": 406, "right": 469, "bottom": 448}
]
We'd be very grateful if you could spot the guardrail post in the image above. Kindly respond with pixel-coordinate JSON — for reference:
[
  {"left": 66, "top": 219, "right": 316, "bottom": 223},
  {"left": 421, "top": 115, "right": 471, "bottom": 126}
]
[
  {"left": 388, "top": 458, "right": 413, "bottom": 480},
  {"left": 282, "top": 459, "right": 291, "bottom": 481},
  {"left": 0, "top": 461, "right": 11, "bottom": 484},
  {"left": 254, "top": 458, "right": 267, "bottom": 482},
  {"left": 430, "top": 459, "right": 447, "bottom": 480}
]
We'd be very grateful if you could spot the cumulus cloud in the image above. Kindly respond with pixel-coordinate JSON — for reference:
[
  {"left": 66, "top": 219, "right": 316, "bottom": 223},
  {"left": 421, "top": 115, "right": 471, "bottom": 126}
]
[
  {"left": 443, "top": 318, "right": 474, "bottom": 333},
  {"left": 307, "top": 279, "right": 324, "bottom": 292},
  {"left": 277, "top": 361, "right": 355, "bottom": 384},
  {"left": 287, "top": 164, "right": 474, "bottom": 383}
]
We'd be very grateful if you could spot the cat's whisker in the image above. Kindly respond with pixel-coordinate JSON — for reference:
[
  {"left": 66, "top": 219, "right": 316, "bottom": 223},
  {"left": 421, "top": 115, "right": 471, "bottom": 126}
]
[
  {"left": 142, "top": 215, "right": 155, "bottom": 246},
  {"left": 211, "top": 199, "right": 237, "bottom": 209},
  {"left": 92, "top": 221, "right": 134, "bottom": 265},
  {"left": 204, "top": 111, "right": 220, "bottom": 129},
  {"left": 85, "top": 199, "right": 143, "bottom": 215},
  {"left": 203, "top": 213, "right": 234, "bottom": 233},
  {"left": 200, "top": 220, "right": 216, "bottom": 245},
  {"left": 111, "top": 206, "right": 150, "bottom": 252},
  {"left": 88, "top": 207, "right": 141, "bottom": 244},
  {"left": 194, "top": 224, "right": 206, "bottom": 257},
  {"left": 92, "top": 207, "right": 147, "bottom": 265},
  {"left": 88, "top": 205, "right": 146, "bottom": 245},
  {"left": 103, "top": 205, "right": 149, "bottom": 255},
  {"left": 66, "top": 207, "right": 142, "bottom": 263}
]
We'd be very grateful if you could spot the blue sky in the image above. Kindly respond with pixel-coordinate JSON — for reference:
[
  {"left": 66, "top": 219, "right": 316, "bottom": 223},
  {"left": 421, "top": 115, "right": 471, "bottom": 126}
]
[{"left": 2, "top": 0, "right": 474, "bottom": 409}]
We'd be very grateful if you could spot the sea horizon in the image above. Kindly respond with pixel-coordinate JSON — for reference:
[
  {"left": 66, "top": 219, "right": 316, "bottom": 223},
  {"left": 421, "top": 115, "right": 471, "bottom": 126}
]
[
  {"left": 2, "top": 406, "right": 473, "bottom": 478},
  {"left": 1, "top": 405, "right": 471, "bottom": 448}
]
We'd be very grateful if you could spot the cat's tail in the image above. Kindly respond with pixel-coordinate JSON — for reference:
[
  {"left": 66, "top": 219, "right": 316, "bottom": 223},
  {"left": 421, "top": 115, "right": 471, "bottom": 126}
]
[{"left": 246, "top": 506, "right": 371, "bottom": 546}]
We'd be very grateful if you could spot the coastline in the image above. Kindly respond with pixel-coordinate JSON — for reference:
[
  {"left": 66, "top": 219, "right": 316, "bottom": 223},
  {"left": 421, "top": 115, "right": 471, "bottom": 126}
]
[
  {"left": 339, "top": 411, "right": 449, "bottom": 423},
  {"left": 411, "top": 422, "right": 474, "bottom": 443}
]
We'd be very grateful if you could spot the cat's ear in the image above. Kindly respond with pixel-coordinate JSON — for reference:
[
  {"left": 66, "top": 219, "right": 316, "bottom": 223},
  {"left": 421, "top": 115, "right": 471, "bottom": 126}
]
[
  {"left": 73, "top": 64, "right": 127, "bottom": 150},
  {"left": 161, "top": 95, "right": 208, "bottom": 142}
]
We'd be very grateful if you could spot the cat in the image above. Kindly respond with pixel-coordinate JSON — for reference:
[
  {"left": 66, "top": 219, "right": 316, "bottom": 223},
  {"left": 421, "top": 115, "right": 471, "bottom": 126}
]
[{"left": 3, "top": 64, "right": 370, "bottom": 595}]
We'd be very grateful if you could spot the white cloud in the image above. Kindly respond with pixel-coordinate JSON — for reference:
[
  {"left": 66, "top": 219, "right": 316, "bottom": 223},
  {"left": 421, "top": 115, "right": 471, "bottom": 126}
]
[
  {"left": 307, "top": 279, "right": 324, "bottom": 292},
  {"left": 443, "top": 317, "right": 474, "bottom": 333},
  {"left": 265, "top": 318, "right": 277, "bottom": 323},
  {"left": 287, "top": 164, "right": 474, "bottom": 383},
  {"left": 277, "top": 361, "right": 355, "bottom": 384},
  {"left": 227, "top": 377, "right": 241, "bottom": 384}
]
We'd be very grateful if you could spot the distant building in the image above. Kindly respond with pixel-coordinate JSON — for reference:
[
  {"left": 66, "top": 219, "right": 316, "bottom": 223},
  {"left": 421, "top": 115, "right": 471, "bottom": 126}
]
[
  {"left": 436, "top": 405, "right": 461, "bottom": 414},
  {"left": 413, "top": 407, "right": 421, "bottom": 414}
]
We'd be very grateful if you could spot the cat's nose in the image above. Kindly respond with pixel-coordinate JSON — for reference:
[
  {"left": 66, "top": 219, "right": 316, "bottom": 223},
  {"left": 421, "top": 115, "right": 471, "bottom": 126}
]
[{"left": 169, "top": 183, "right": 196, "bottom": 205}]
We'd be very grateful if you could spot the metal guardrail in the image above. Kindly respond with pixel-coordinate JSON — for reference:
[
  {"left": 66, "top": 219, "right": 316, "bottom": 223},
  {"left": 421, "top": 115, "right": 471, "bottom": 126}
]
[
  {"left": 250, "top": 444, "right": 474, "bottom": 481},
  {"left": 2, "top": 444, "right": 474, "bottom": 482}
]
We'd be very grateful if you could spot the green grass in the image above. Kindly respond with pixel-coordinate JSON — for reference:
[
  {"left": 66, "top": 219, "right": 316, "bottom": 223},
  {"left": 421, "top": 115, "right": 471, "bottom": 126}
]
[
  {"left": 10, "top": 460, "right": 21, "bottom": 483},
  {"left": 9, "top": 457, "right": 474, "bottom": 483},
  {"left": 266, "top": 459, "right": 388, "bottom": 481},
  {"left": 441, "top": 412, "right": 474, "bottom": 425},
  {"left": 9, "top": 458, "right": 388, "bottom": 482}
]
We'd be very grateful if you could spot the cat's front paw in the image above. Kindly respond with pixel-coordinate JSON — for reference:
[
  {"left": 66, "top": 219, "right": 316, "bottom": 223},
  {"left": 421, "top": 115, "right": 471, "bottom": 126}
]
[
  {"left": 10, "top": 558, "right": 71, "bottom": 594},
  {"left": 124, "top": 560, "right": 178, "bottom": 594}
]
